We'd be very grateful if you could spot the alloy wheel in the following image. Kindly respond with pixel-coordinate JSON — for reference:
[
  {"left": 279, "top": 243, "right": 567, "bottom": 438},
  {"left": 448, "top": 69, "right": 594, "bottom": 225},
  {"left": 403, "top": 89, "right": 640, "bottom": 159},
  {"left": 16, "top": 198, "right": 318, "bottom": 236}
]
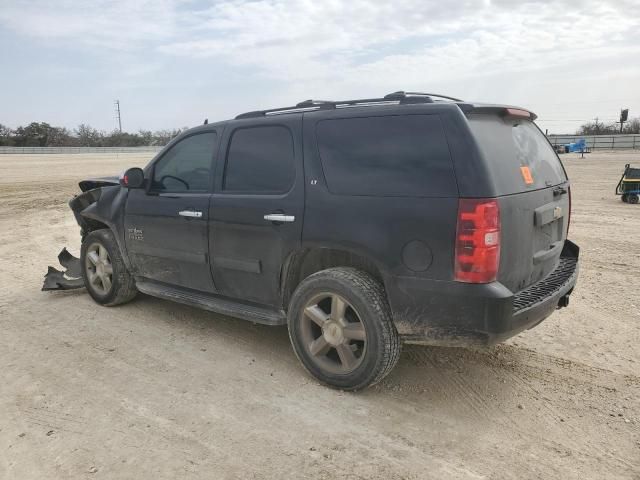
[
  {"left": 85, "top": 242, "right": 113, "bottom": 295},
  {"left": 299, "top": 292, "right": 367, "bottom": 375}
]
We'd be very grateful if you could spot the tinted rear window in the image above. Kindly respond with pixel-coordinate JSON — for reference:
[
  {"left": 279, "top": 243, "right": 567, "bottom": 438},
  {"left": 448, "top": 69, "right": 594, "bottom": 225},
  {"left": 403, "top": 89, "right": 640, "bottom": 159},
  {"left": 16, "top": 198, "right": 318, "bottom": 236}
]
[
  {"left": 468, "top": 114, "right": 567, "bottom": 194},
  {"left": 316, "top": 115, "right": 456, "bottom": 197}
]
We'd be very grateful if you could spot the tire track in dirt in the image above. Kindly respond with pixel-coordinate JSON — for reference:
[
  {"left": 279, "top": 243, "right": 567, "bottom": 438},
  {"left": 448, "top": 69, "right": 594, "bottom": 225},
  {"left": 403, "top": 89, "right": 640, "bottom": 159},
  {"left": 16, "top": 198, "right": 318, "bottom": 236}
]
[
  {"left": 399, "top": 348, "right": 488, "bottom": 421},
  {"left": 400, "top": 344, "right": 640, "bottom": 475},
  {"left": 401, "top": 347, "right": 524, "bottom": 432}
]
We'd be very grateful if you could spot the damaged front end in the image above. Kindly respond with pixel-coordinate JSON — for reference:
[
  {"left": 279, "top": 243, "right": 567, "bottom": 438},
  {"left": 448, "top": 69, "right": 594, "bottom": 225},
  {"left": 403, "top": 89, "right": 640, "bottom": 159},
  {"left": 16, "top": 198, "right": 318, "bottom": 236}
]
[{"left": 42, "top": 176, "right": 122, "bottom": 291}]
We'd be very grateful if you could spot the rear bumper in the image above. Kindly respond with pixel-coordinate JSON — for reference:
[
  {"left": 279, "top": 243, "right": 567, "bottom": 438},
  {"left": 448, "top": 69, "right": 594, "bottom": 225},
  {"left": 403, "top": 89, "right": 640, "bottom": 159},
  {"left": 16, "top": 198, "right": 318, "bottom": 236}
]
[{"left": 387, "top": 240, "right": 579, "bottom": 346}]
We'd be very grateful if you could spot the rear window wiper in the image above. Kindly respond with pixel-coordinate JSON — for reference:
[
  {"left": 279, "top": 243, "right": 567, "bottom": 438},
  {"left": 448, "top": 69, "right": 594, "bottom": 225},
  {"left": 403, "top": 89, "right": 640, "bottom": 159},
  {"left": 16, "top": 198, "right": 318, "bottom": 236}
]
[{"left": 553, "top": 186, "right": 568, "bottom": 196}]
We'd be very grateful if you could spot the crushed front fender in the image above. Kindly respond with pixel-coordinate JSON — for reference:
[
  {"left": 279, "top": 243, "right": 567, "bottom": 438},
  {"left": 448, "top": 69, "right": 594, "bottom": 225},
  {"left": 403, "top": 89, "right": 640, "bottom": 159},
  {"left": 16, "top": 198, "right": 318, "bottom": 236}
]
[{"left": 44, "top": 177, "right": 128, "bottom": 291}]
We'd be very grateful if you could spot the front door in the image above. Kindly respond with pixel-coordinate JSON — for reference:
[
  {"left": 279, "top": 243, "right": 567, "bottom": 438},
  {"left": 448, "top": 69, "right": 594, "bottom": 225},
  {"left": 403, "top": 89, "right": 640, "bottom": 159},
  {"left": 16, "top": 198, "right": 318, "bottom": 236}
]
[
  {"left": 125, "top": 130, "right": 219, "bottom": 292},
  {"left": 209, "top": 116, "right": 304, "bottom": 307}
]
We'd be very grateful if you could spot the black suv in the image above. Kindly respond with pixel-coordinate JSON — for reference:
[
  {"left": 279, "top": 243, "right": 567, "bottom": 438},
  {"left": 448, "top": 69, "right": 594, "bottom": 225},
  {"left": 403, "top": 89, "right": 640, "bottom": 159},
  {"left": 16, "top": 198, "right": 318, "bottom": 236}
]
[{"left": 53, "top": 92, "right": 579, "bottom": 390}]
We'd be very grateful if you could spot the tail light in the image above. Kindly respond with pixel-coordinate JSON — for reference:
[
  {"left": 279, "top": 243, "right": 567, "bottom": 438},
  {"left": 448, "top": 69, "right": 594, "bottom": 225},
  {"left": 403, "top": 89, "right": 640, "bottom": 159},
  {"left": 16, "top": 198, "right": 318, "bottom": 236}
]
[{"left": 454, "top": 198, "right": 500, "bottom": 283}]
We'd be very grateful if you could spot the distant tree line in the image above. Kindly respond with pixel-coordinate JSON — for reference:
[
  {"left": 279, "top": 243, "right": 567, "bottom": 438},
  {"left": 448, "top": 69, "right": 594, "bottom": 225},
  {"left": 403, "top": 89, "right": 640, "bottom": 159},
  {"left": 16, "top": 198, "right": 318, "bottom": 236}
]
[
  {"left": 4, "top": 117, "right": 639, "bottom": 146},
  {"left": 0, "top": 122, "right": 187, "bottom": 147},
  {"left": 577, "top": 117, "right": 640, "bottom": 135}
]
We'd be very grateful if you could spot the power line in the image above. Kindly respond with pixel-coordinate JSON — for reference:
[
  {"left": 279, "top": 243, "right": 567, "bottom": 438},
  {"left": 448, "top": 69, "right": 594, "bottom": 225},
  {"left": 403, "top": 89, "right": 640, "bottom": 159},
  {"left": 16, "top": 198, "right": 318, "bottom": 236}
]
[
  {"left": 532, "top": 98, "right": 639, "bottom": 106},
  {"left": 538, "top": 117, "right": 617, "bottom": 122}
]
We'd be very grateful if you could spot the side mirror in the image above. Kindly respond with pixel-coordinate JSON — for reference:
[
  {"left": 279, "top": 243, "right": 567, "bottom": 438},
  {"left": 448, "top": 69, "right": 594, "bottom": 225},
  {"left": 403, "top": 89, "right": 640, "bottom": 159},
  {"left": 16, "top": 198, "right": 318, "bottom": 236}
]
[{"left": 120, "top": 167, "right": 145, "bottom": 189}]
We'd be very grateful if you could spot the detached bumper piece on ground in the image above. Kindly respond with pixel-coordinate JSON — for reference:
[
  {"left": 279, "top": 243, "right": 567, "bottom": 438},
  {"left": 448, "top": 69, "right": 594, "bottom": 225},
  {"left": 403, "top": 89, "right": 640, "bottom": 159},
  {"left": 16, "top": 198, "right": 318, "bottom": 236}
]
[{"left": 42, "top": 248, "right": 84, "bottom": 291}]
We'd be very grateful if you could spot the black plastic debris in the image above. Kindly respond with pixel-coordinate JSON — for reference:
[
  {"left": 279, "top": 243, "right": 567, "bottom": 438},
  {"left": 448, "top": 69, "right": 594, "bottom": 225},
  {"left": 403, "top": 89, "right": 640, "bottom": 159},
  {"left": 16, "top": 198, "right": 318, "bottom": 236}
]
[{"left": 42, "top": 248, "right": 85, "bottom": 291}]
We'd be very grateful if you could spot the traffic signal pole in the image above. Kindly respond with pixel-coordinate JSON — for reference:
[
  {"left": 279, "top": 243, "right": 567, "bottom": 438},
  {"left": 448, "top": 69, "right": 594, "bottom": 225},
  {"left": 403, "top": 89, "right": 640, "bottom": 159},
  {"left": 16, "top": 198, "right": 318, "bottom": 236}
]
[{"left": 620, "top": 108, "right": 629, "bottom": 134}]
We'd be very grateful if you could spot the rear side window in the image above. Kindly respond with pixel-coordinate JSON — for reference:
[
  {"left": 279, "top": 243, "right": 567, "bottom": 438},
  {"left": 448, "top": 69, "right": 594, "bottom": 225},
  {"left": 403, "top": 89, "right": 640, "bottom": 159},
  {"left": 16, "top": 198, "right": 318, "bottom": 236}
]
[
  {"left": 316, "top": 115, "right": 456, "bottom": 197},
  {"left": 468, "top": 115, "right": 567, "bottom": 194},
  {"left": 223, "top": 126, "right": 295, "bottom": 193}
]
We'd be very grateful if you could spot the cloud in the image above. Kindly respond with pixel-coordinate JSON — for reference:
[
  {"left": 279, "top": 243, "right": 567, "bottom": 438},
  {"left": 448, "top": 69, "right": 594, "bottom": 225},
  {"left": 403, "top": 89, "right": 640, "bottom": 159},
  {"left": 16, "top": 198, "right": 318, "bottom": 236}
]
[
  {"left": 1, "top": 0, "right": 639, "bottom": 132},
  {"left": 154, "top": 1, "right": 639, "bottom": 78},
  {"left": 3, "top": 0, "right": 638, "bottom": 83},
  {"left": 0, "top": 0, "right": 178, "bottom": 49}
]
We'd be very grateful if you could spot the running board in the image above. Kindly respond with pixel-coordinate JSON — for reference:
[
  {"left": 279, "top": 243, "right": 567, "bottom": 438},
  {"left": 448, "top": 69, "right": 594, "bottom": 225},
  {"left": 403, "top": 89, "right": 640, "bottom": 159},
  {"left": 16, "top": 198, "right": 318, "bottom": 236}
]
[{"left": 135, "top": 279, "right": 287, "bottom": 326}]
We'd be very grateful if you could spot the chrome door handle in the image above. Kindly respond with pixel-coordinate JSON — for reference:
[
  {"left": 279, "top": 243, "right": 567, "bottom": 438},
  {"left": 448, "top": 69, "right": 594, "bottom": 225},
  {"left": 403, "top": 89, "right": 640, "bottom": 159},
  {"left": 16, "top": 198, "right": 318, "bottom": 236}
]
[
  {"left": 179, "top": 210, "right": 203, "bottom": 218},
  {"left": 264, "top": 213, "right": 295, "bottom": 223}
]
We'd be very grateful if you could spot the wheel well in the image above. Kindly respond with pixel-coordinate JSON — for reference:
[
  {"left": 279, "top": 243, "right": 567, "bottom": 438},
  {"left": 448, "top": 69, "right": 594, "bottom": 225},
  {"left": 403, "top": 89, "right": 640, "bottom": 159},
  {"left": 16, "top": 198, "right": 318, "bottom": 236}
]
[
  {"left": 81, "top": 219, "right": 110, "bottom": 238},
  {"left": 281, "top": 248, "right": 385, "bottom": 309}
]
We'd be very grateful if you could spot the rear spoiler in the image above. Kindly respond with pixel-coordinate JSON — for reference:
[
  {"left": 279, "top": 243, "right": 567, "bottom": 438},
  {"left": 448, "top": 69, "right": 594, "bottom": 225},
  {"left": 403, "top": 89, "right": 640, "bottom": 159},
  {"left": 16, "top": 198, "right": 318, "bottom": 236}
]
[{"left": 457, "top": 103, "right": 538, "bottom": 121}]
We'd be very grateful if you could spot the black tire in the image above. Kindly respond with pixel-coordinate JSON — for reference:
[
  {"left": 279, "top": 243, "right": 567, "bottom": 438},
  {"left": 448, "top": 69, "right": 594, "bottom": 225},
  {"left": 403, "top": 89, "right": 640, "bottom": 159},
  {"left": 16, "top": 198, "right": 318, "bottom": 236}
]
[
  {"left": 81, "top": 229, "right": 137, "bottom": 306},
  {"left": 629, "top": 194, "right": 639, "bottom": 204},
  {"left": 621, "top": 194, "right": 628, "bottom": 203},
  {"left": 287, "top": 267, "right": 401, "bottom": 391}
]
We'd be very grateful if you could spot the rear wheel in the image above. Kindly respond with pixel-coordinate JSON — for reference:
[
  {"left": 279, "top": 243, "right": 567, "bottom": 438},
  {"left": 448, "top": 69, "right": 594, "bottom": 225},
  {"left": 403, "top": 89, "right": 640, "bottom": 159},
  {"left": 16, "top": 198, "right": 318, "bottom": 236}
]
[
  {"left": 621, "top": 194, "right": 628, "bottom": 203},
  {"left": 629, "top": 194, "right": 639, "bottom": 204},
  {"left": 81, "top": 229, "right": 137, "bottom": 306},
  {"left": 287, "top": 267, "right": 401, "bottom": 391}
]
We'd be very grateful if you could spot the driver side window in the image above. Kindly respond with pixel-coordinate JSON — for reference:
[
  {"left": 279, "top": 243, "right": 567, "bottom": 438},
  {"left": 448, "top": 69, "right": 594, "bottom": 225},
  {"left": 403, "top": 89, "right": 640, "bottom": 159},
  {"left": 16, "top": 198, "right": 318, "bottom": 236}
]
[{"left": 152, "top": 132, "right": 217, "bottom": 192}]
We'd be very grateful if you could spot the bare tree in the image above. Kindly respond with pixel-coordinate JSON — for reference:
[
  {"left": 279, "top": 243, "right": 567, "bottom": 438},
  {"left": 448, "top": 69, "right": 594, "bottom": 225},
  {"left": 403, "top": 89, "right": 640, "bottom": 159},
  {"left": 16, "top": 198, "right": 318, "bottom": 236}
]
[
  {"left": 577, "top": 116, "right": 640, "bottom": 135},
  {"left": 4, "top": 121, "right": 188, "bottom": 147},
  {"left": 75, "top": 124, "right": 104, "bottom": 147},
  {"left": 0, "top": 124, "right": 13, "bottom": 146}
]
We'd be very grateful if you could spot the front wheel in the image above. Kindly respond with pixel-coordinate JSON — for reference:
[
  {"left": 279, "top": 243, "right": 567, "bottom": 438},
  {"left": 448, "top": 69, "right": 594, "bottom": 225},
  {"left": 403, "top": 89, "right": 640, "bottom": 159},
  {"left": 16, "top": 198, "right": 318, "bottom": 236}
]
[
  {"left": 287, "top": 267, "right": 401, "bottom": 391},
  {"left": 81, "top": 229, "right": 137, "bottom": 306},
  {"left": 628, "top": 194, "right": 639, "bottom": 204}
]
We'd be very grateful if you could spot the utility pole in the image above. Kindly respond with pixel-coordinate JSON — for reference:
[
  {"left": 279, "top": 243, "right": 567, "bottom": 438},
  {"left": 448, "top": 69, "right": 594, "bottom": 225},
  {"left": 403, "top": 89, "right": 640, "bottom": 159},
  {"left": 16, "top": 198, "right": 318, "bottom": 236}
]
[{"left": 114, "top": 100, "right": 122, "bottom": 133}]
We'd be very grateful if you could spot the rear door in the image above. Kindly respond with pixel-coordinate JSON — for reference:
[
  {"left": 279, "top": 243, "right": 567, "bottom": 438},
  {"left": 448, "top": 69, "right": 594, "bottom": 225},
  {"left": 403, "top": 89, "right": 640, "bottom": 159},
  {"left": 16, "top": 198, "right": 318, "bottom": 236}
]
[
  {"left": 467, "top": 114, "right": 570, "bottom": 292},
  {"left": 209, "top": 116, "right": 304, "bottom": 307}
]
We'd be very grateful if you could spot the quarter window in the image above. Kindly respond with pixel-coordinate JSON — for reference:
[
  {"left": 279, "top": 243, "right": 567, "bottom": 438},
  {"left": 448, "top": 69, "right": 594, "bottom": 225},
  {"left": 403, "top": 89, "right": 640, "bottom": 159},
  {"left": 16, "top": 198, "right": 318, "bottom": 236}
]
[
  {"left": 316, "top": 115, "right": 456, "bottom": 197},
  {"left": 152, "top": 132, "right": 217, "bottom": 192},
  {"left": 223, "top": 126, "right": 295, "bottom": 193}
]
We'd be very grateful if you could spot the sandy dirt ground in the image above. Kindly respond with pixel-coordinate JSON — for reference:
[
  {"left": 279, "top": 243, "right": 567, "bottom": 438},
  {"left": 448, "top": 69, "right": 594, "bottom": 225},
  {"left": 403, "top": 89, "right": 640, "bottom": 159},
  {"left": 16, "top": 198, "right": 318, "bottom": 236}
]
[{"left": 0, "top": 151, "right": 638, "bottom": 479}]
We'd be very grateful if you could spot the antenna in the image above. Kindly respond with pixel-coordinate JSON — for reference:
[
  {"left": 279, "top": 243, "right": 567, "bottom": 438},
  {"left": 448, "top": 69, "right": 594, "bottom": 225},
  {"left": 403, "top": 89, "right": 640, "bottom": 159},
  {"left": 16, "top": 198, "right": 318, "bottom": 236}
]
[{"left": 114, "top": 100, "right": 122, "bottom": 132}]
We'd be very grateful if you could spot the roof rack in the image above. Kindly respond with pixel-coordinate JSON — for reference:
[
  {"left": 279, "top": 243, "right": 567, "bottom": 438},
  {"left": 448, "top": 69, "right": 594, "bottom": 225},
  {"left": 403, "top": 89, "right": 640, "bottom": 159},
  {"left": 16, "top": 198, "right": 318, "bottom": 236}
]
[
  {"left": 384, "top": 91, "right": 464, "bottom": 102},
  {"left": 235, "top": 91, "right": 464, "bottom": 119}
]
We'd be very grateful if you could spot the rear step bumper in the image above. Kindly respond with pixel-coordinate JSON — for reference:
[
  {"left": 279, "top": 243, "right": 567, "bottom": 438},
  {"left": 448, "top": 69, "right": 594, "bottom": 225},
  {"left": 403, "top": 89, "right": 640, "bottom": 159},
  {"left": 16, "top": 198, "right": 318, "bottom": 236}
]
[{"left": 387, "top": 240, "right": 579, "bottom": 346}]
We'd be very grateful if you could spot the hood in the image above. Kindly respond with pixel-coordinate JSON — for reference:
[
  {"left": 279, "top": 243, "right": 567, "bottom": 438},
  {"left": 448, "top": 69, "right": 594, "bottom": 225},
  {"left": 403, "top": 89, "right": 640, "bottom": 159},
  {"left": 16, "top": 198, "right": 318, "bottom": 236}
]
[{"left": 78, "top": 176, "right": 120, "bottom": 192}]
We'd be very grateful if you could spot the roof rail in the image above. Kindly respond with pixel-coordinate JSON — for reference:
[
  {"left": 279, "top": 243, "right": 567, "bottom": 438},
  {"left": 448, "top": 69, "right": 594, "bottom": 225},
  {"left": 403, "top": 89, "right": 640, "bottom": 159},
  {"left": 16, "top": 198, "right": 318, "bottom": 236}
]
[
  {"left": 384, "top": 91, "right": 464, "bottom": 102},
  {"left": 235, "top": 91, "right": 464, "bottom": 119},
  {"left": 295, "top": 99, "right": 334, "bottom": 108},
  {"left": 235, "top": 102, "right": 333, "bottom": 119}
]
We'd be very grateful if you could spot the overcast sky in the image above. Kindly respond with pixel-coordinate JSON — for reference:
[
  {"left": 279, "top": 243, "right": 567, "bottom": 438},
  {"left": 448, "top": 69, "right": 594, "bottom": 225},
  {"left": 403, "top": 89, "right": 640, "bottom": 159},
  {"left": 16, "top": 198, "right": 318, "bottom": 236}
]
[{"left": 1, "top": 0, "right": 639, "bottom": 134}]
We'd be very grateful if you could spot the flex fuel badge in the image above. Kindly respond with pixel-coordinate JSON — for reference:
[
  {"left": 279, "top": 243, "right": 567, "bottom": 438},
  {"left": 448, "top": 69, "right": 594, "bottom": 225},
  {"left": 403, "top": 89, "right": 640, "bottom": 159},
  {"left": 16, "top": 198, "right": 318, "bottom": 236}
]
[{"left": 520, "top": 166, "right": 534, "bottom": 185}]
